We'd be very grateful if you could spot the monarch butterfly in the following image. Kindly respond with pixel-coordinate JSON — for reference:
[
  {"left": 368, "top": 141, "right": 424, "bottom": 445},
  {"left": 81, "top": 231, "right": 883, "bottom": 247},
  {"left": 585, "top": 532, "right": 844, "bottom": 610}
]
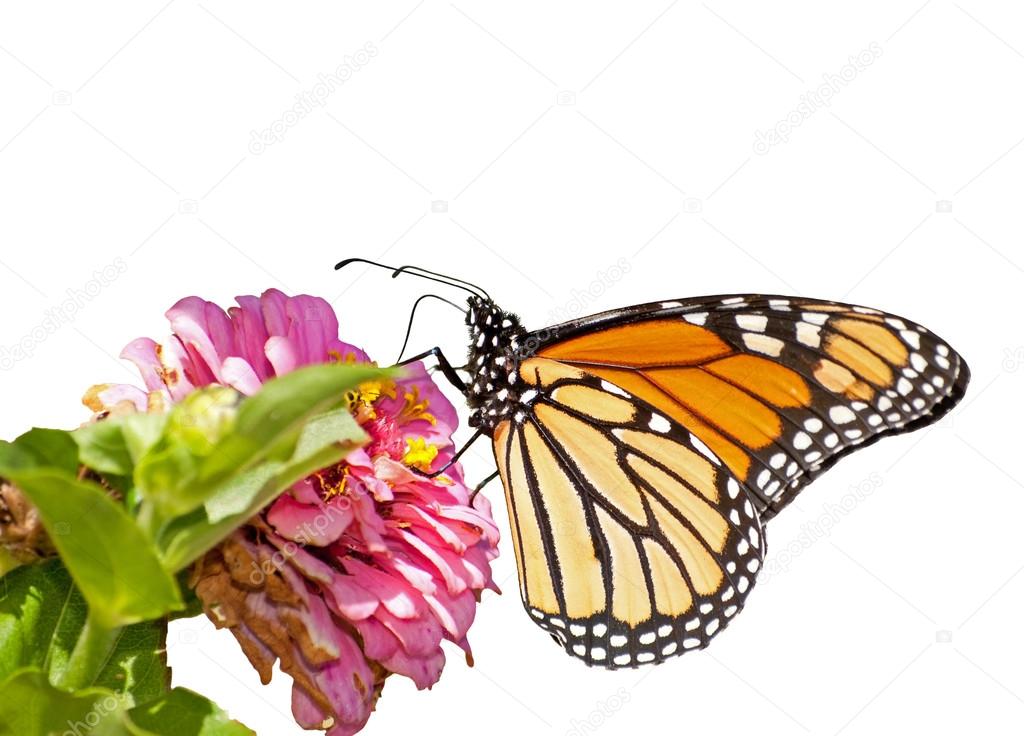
[{"left": 337, "top": 259, "right": 969, "bottom": 669}]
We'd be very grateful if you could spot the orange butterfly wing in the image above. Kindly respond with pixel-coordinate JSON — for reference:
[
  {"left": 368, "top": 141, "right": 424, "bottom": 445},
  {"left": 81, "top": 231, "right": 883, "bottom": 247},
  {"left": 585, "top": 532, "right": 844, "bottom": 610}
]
[{"left": 535, "top": 295, "right": 969, "bottom": 519}]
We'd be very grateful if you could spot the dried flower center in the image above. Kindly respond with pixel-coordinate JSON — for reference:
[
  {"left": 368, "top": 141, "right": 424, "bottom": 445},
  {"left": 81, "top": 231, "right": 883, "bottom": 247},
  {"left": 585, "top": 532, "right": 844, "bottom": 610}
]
[{"left": 310, "top": 464, "right": 350, "bottom": 500}]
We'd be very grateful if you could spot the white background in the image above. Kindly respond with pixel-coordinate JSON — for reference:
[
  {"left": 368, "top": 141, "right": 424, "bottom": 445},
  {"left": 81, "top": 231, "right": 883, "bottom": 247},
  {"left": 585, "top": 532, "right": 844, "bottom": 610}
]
[{"left": 2, "top": 2, "right": 1023, "bottom": 734}]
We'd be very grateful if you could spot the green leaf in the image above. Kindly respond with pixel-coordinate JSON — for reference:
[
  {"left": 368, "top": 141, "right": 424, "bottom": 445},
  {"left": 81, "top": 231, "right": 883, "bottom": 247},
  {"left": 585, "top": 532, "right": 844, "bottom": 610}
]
[
  {"left": 0, "top": 559, "right": 170, "bottom": 700},
  {"left": 0, "top": 559, "right": 86, "bottom": 685},
  {"left": 0, "top": 549, "right": 21, "bottom": 578},
  {"left": 0, "top": 670, "right": 253, "bottom": 736},
  {"left": 134, "top": 442, "right": 201, "bottom": 518},
  {"left": 95, "top": 621, "right": 169, "bottom": 704},
  {"left": 196, "top": 363, "right": 386, "bottom": 488},
  {"left": 0, "top": 471, "right": 182, "bottom": 628},
  {"left": 14, "top": 429, "right": 81, "bottom": 475},
  {"left": 204, "top": 408, "right": 363, "bottom": 523},
  {"left": 73, "top": 422, "right": 135, "bottom": 476},
  {"left": 118, "top": 414, "right": 169, "bottom": 466},
  {"left": 0, "top": 667, "right": 131, "bottom": 736},
  {"left": 129, "top": 387, "right": 240, "bottom": 519},
  {"left": 159, "top": 412, "right": 364, "bottom": 571},
  {"left": 0, "top": 441, "right": 33, "bottom": 475},
  {"left": 72, "top": 413, "right": 170, "bottom": 480},
  {"left": 0, "top": 427, "right": 80, "bottom": 478},
  {"left": 164, "top": 388, "right": 240, "bottom": 457},
  {"left": 124, "top": 688, "right": 254, "bottom": 736}
]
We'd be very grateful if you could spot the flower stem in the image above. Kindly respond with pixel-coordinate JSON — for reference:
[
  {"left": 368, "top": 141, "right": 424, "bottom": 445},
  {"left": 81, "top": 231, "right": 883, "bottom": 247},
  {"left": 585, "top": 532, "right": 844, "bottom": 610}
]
[{"left": 54, "top": 612, "right": 120, "bottom": 692}]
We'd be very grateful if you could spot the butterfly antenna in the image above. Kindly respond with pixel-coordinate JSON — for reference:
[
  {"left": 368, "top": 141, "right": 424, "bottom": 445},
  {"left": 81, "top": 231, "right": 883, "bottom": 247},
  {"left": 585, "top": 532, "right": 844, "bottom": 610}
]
[
  {"left": 335, "top": 257, "right": 483, "bottom": 299},
  {"left": 396, "top": 293, "right": 467, "bottom": 363},
  {"left": 392, "top": 265, "right": 491, "bottom": 301}
]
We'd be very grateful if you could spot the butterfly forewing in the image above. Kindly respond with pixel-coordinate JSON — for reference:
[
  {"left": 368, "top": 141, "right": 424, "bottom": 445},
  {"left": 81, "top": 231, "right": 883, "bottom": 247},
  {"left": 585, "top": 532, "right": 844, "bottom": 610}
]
[
  {"left": 493, "top": 358, "right": 764, "bottom": 669},
  {"left": 534, "top": 295, "right": 969, "bottom": 519}
]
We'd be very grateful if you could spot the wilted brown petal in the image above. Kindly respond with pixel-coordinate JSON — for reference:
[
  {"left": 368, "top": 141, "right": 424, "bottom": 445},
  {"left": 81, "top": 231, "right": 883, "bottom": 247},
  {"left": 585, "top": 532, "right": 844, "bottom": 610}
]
[{"left": 0, "top": 479, "right": 56, "bottom": 563}]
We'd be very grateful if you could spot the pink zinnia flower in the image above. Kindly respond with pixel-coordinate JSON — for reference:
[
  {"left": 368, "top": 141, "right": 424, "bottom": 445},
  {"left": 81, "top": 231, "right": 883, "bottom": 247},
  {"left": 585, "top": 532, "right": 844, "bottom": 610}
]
[{"left": 85, "top": 289, "right": 500, "bottom": 736}]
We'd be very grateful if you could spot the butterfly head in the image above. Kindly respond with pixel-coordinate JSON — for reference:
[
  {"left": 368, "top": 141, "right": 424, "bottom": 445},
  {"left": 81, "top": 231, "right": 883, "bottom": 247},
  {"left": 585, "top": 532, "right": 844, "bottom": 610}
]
[{"left": 465, "top": 296, "right": 528, "bottom": 431}]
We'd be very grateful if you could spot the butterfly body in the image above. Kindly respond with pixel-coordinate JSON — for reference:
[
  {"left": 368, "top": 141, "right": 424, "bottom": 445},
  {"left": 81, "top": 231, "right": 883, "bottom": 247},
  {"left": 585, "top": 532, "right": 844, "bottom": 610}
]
[
  {"left": 454, "top": 290, "right": 969, "bottom": 669},
  {"left": 464, "top": 298, "right": 528, "bottom": 431}
]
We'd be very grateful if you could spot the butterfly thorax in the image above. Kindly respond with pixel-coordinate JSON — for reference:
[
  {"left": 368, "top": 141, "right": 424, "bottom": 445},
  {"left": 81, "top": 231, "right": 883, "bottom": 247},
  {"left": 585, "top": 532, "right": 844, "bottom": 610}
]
[{"left": 464, "top": 297, "right": 529, "bottom": 432}]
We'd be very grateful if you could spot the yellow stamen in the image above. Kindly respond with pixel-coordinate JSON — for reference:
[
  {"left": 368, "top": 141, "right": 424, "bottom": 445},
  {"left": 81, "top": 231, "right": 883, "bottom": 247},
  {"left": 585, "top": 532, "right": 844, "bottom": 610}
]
[
  {"left": 343, "top": 375, "right": 397, "bottom": 421},
  {"left": 398, "top": 385, "right": 436, "bottom": 426},
  {"left": 403, "top": 437, "right": 438, "bottom": 471}
]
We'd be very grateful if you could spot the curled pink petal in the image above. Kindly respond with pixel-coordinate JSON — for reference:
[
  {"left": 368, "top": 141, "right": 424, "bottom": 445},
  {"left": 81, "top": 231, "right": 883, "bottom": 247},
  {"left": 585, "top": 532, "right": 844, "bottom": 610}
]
[
  {"left": 265, "top": 335, "right": 299, "bottom": 375},
  {"left": 221, "top": 356, "right": 263, "bottom": 396},
  {"left": 166, "top": 296, "right": 229, "bottom": 381},
  {"left": 119, "top": 337, "right": 166, "bottom": 392},
  {"left": 228, "top": 296, "right": 271, "bottom": 380}
]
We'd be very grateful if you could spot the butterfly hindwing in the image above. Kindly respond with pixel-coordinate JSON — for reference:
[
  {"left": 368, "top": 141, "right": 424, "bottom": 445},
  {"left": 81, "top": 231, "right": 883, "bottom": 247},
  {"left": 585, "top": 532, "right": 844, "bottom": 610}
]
[
  {"left": 534, "top": 295, "right": 970, "bottom": 519},
  {"left": 493, "top": 357, "right": 764, "bottom": 669}
]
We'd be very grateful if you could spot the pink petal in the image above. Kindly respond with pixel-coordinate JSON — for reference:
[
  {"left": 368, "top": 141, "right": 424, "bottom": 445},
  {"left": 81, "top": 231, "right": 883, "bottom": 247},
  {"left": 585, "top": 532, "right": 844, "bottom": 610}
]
[
  {"left": 267, "top": 495, "right": 353, "bottom": 547},
  {"left": 290, "top": 633, "right": 374, "bottom": 735},
  {"left": 265, "top": 335, "right": 299, "bottom": 375},
  {"left": 259, "top": 288, "right": 292, "bottom": 338},
  {"left": 229, "top": 295, "right": 272, "bottom": 379},
  {"left": 324, "top": 575, "right": 379, "bottom": 621},
  {"left": 394, "top": 528, "right": 468, "bottom": 595},
  {"left": 312, "top": 632, "right": 376, "bottom": 722},
  {"left": 291, "top": 687, "right": 333, "bottom": 731},
  {"left": 352, "top": 616, "right": 400, "bottom": 661},
  {"left": 389, "top": 503, "right": 466, "bottom": 553},
  {"left": 424, "top": 586, "right": 477, "bottom": 640},
  {"left": 372, "top": 605, "right": 443, "bottom": 658},
  {"left": 286, "top": 295, "right": 338, "bottom": 365},
  {"left": 380, "top": 646, "right": 445, "bottom": 690},
  {"left": 289, "top": 478, "right": 321, "bottom": 505},
  {"left": 340, "top": 557, "right": 423, "bottom": 620},
  {"left": 346, "top": 483, "right": 388, "bottom": 553},
  {"left": 166, "top": 296, "right": 230, "bottom": 381},
  {"left": 437, "top": 504, "right": 501, "bottom": 548},
  {"left": 326, "top": 338, "right": 370, "bottom": 364},
  {"left": 221, "top": 356, "right": 264, "bottom": 395},
  {"left": 264, "top": 530, "right": 335, "bottom": 587},
  {"left": 278, "top": 565, "right": 342, "bottom": 660},
  {"left": 119, "top": 338, "right": 166, "bottom": 392},
  {"left": 376, "top": 361, "right": 459, "bottom": 432},
  {"left": 92, "top": 383, "right": 149, "bottom": 411},
  {"left": 375, "top": 552, "right": 438, "bottom": 596},
  {"left": 161, "top": 336, "right": 201, "bottom": 398}
]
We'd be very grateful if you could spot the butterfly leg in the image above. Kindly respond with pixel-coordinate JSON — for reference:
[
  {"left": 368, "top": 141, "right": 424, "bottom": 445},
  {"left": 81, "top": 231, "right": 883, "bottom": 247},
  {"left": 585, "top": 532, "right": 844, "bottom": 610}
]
[
  {"left": 395, "top": 347, "right": 467, "bottom": 393},
  {"left": 469, "top": 471, "right": 499, "bottom": 504},
  {"left": 413, "top": 427, "right": 484, "bottom": 478}
]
